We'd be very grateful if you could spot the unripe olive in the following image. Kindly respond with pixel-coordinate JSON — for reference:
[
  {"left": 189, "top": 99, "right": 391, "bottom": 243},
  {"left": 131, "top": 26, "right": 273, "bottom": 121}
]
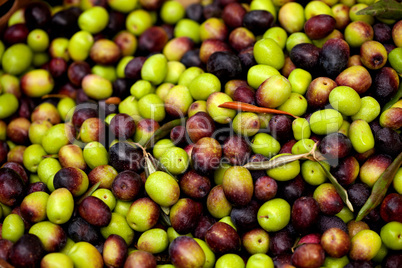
[
  {"left": 78, "top": 6, "right": 109, "bottom": 34},
  {"left": 82, "top": 74, "right": 113, "bottom": 100},
  {"left": 349, "top": 119, "right": 375, "bottom": 153},
  {"left": 21, "top": 69, "right": 54, "bottom": 98},
  {"left": 2, "top": 43, "right": 33, "bottom": 75},
  {"left": 141, "top": 54, "right": 168, "bottom": 86}
]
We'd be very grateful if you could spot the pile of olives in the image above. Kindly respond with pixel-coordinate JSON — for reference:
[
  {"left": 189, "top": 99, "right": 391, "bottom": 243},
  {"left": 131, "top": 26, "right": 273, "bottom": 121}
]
[{"left": 0, "top": 0, "right": 401, "bottom": 267}]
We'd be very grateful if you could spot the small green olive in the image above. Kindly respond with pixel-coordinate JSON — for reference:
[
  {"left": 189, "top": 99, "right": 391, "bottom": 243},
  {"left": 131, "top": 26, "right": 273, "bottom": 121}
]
[
  {"left": 160, "top": 1, "right": 185, "bottom": 25},
  {"left": 126, "top": 9, "right": 153, "bottom": 36}
]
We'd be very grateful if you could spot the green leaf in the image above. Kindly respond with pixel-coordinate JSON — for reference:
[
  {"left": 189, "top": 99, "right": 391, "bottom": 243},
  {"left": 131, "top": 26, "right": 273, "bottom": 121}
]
[
  {"left": 314, "top": 161, "right": 354, "bottom": 212},
  {"left": 159, "top": 210, "right": 171, "bottom": 226},
  {"left": 144, "top": 153, "right": 158, "bottom": 178},
  {"left": 161, "top": 206, "right": 170, "bottom": 215},
  {"left": 143, "top": 118, "right": 186, "bottom": 149},
  {"left": 243, "top": 153, "right": 309, "bottom": 170},
  {"left": 356, "top": 0, "right": 402, "bottom": 20},
  {"left": 152, "top": 156, "right": 179, "bottom": 182},
  {"left": 76, "top": 181, "right": 101, "bottom": 205},
  {"left": 356, "top": 151, "right": 402, "bottom": 221},
  {"left": 382, "top": 82, "right": 402, "bottom": 112}
]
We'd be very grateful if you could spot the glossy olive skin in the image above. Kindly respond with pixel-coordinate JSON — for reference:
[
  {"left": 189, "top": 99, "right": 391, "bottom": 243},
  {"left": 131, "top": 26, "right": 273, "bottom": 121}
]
[
  {"left": 304, "top": 14, "right": 336, "bottom": 40},
  {"left": 0, "top": 168, "right": 25, "bottom": 206},
  {"left": 78, "top": 196, "right": 112, "bottom": 227}
]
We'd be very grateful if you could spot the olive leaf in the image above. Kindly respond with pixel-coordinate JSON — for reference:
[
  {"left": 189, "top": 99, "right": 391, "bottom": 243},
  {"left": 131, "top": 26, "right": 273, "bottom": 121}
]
[
  {"left": 159, "top": 209, "right": 172, "bottom": 226},
  {"left": 243, "top": 153, "right": 310, "bottom": 170},
  {"left": 314, "top": 160, "right": 354, "bottom": 212},
  {"left": 76, "top": 181, "right": 101, "bottom": 205},
  {"left": 356, "top": 151, "right": 402, "bottom": 221},
  {"left": 152, "top": 155, "right": 179, "bottom": 182},
  {"left": 243, "top": 142, "right": 324, "bottom": 170},
  {"left": 308, "top": 146, "right": 354, "bottom": 212},
  {"left": 160, "top": 206, "right": 170, "bottom": 215},
  {"left": 144, "top": 153, "right": 158, "bottom": 178},
  {"left": 243, "top": 143, "right": 353, "bottom": 212},
  {"left": 143, "top": 118, "right": 186, "bottom": 149},
  {"left": 383, "top": 82, "right": 402, "bottom": 112},
  {"left": 356, "top": 0, "right": 402, "bottom": 20}
]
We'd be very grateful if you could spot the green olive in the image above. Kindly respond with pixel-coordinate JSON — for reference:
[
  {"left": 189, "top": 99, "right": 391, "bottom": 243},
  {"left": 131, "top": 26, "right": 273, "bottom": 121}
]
[
  {"left": 23, "top": 144, "right": 48, "bottom": 173},
  {"left": 21, "top": 69, "right": 54, "bottom": 98},
  {"left": 309, "top": 109, "right": 343, "bottom": 135},
  {"left": 91, "top": 65, "right": 117, "bottom": 82},
  {"left": 286, "top": 32, "right": 312, "bottom": 53},
  {"left": 267, "top": 153, "right": 300, "bottom": 181},
  {"left": 164, "top": 61, "right": 186, "bottom": 84},
  {"left": 82, "top": 74, "right": 113, "bottom": 100},
  {"left": 2, "top": 43, "right": 33, "bottom": 75},
  {"left": 116, "top": 56, "right": 134, "bottom": 78},
  {"left": 2, "top": 214, "right": 25, "bottom": 242},
  {"left": 42, "top": 124, "right": 72, "bottom": 154},
  {"left": 247, "top": 65, "right": 280, "bottom": 89},
  {"left": 160, "top": 1, "right": 185, "bottom": 25},
  {"left": 350, "top": 96, "right": 381, "bottom": 123},
  {"left": 277, "top": 92, "right": 308, "bottom": 116},
  {"left": 263, "top": 27, "right": 288, "bottom": 50},
  {"left": 189, "top": 73, "right": 221, "bottom": 101},
  {"left": 329, "top": 86, "right": 362, "bottom": 116},
  {"left": 27, "top": 29, "right": 49, "bottom": 52},
  {"left": 108, "top": 0, "right": 138, "bottom": 13},
  {"left": 251, "top": 133, "right": 281, "bottom": 158},
  {"left": 141, "top": 54, "right": 168, "bottom": 86},
  {"left": 159, "top": 147, "right": 189, "bottom": 175},
  {"left": 37, "top": 157, "right": 62, "bottom": 184},
  {"left": 292, "top": 118, "right": 311, "bottom": 140},
  {"left": 100, "top": 212, "right": 135, "bottom": 245},
  {"left": 126, "top": 9, "right": 153, "bottom": 36},
  {"left": 78, "top": 6, "right": 109, "bottom": 34},
  {"left": 130, "top": 80, "right": 155, "bottom": 99},
  {"left": 57, "top": 97, "right": 76, "bottom": 122},
  {"left": 0, "top": 93, "right": 19, "bottom": 119},
  {"left": 119, "top": 96, "right": 140, "bottom": 118},
  {"left": 178, "top": 67, "right": 204, "bottom": 88},
  {"left": 138, "top": 94, "right": 166, "bottom": 122},
  {"left": 68, "top": 31, "right": 94, "bottom": 61},
  {"left": 254, "top": 38, "right": 285, "bottom": 70},
  {"left": 153, "top": 139, "right": 175, "bottom": 159},
  {"left": 174, "top": 19, "right": 200, "bottom": 43},
  {"left": 83, "top": 141, "right": 109, "bottom": 169},
  {"left": 92, "top": 189, "right": 116, "bottom": 211},
  {"left": 145, "top": 171, "right": 180, "bottom": 207},
  {"left": 349, "top": 119, "right": 375, "bottom": 154},
  {"left": 232, "top": 112, "right": 260, "bottom": 137},
  {"left": 47, "top": 188, "right": 74, "bottom": 225}
]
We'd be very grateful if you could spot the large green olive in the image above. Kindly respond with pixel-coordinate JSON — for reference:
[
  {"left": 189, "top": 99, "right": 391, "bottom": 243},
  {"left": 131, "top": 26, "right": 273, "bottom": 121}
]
[{"left": 2, "top": 44, "right": 33, "bottom": 75}]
